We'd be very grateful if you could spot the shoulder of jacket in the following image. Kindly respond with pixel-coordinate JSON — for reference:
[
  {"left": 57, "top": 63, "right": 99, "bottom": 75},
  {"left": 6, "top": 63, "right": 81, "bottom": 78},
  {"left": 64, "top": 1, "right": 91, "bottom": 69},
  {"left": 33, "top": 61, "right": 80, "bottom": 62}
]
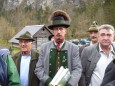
[
  {"left": 82, "top": 44, "right": 98, "bottom": 55},
  {"left": 12, "top": 52, "right": 21, "bottom": 59},
  {"left": 66, "top": 41, "right": 79, "bottom": 47},
  {"left": 31, "top": 49, "right": 39, "bottom": 55},
  {"left": 0, "top": 50, "right": 9, "bottom": 59}
]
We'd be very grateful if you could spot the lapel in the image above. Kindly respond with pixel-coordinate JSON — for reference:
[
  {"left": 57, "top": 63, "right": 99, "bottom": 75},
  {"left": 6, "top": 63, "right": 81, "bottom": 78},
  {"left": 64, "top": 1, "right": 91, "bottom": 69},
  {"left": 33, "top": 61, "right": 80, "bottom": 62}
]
[
  {"left": 88, "top": 44, "right": 100, "bottom": 60},
  {"left": 87, "top": 44, "right": 101, "bottom": 73},
  {"left": 28, "top": 50, "right": 38, "bottom": 83},
  {"left": 30, "top": 50, "right": 38, "bottom": 61},
  {"left": 17, "top": 53, "right": 21, "bottom": 75}
]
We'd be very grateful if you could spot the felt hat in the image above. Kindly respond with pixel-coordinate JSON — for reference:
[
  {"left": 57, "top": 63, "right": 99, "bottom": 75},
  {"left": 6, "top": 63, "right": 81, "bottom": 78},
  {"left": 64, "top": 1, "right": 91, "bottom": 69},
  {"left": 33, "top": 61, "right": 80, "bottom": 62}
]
[
  {"left": 48, "top": 10, "right": 71, "bottom": 30},
  {"left": 16, "top": 31, "right": 34, "bottom": 41},
  {"left": 87, "top": 21, "right": 98, "bottom": 32}
]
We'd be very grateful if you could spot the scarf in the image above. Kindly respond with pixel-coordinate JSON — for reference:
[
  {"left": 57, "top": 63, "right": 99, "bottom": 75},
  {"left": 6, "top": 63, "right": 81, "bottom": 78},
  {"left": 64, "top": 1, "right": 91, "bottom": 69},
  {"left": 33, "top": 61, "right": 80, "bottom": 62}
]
[{"left": 55, "top": 38, "right": 64, "bottom": 51}]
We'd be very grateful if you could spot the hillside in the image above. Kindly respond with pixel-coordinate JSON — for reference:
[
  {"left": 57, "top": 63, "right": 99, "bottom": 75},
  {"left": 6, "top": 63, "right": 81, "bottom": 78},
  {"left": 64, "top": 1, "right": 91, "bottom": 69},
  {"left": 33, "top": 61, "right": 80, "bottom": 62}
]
[{"left": 0, "top": 0, "right": 115, "bottom": 46}]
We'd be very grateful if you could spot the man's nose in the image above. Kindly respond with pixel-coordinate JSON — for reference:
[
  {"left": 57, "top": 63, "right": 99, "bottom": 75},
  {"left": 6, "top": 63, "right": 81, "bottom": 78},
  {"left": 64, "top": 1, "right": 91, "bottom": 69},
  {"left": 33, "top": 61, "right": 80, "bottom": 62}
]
[
  {"left": 21, "top": 42, "right": 25, "bottom": 45},
  {"left": 57, "top": 29, "right": 61, "bottom": 33},
  {"left": 103, "top": 35, "right": 108, "bottom": 39}
]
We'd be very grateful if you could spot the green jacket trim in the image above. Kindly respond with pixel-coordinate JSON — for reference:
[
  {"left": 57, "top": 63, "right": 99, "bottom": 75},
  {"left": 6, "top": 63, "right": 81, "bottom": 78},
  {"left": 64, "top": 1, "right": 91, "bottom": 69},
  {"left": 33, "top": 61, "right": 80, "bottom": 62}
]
[
  {"left": 65, "top": 82, "right": 72, "bottom": 86},
  {"left": 49, "top": 41, "right": 68, "bottom": 79},
  {"left": 45, "top": 77, "right": 52, "bottom": 86}
]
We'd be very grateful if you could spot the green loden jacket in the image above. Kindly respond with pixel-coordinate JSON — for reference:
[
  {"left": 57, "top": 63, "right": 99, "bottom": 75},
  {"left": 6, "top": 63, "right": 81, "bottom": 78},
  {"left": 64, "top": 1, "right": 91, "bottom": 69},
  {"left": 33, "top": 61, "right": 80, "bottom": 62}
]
[
  {"left": 13, "top": 50, "right": 40, "bottom": 86},
  {"left": 4, "top": 55, "right": 20, "bottom": 86}
]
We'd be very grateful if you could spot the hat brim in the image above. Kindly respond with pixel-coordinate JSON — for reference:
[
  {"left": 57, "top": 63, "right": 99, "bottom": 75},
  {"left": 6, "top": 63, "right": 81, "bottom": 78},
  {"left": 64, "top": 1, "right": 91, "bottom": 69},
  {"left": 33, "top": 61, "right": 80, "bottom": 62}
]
[
  {"left": 48, "top": 24, "right": 70, "bottom": 30},
  {"left": 15, "top": 38, "right": 35, "bottom": 41},
  {"left": 87, "top": 30, "right": 98, "bottom": 32}
]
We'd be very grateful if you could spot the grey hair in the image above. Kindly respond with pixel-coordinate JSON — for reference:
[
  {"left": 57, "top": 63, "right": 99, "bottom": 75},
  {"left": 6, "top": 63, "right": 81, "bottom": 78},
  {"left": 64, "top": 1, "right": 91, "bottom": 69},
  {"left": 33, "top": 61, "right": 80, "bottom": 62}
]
[{"left": 98, "top": 24, "right": 115, "bottom": 34}]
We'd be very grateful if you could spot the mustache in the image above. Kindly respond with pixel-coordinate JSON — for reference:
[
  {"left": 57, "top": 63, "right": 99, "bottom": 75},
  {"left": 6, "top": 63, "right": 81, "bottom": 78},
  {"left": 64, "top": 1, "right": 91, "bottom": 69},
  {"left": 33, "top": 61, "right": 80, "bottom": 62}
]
[
  {"left": 91, "top": 36, "right": 97, "bottom": 39},
  {"left": 56, "top": 34, "right": 62, "bottom": 37}
]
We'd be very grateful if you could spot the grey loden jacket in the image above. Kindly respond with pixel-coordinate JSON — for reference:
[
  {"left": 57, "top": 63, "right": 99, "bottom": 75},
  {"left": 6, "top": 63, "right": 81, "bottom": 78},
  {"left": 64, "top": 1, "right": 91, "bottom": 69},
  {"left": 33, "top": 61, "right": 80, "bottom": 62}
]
[{"left": 35, "top": 40, "right": 82, "bottom": 86}]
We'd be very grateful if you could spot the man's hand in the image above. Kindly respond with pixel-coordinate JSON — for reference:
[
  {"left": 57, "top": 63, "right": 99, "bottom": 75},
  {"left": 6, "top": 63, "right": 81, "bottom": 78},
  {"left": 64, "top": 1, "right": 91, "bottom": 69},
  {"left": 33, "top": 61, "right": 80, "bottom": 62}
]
[{"left": 48, "top": 83, "right": 52, "bottom": 86}]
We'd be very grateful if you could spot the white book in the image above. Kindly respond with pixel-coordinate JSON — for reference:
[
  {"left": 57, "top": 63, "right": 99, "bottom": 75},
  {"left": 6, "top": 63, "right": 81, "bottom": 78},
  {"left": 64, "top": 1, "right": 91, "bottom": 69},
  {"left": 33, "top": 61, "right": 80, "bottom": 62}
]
[
  {"left": 54, "top": 68, "right": 70, "bottom": 86},
  {"left": 50, "top": 66, "right": 64, "bottom": 85},
  {"left": 58, "top": 70, "right": 71, "bottom": 86}
]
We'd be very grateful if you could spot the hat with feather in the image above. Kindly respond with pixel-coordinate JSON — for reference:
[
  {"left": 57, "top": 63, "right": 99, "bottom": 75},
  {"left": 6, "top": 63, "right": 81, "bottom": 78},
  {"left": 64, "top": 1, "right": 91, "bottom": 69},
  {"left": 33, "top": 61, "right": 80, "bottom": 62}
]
[
  {"left": 48, "top": 10, "right": 71, "bottom": 30},
  {"left": 87, "top": 21, "right": 99, "bottom": 32}
]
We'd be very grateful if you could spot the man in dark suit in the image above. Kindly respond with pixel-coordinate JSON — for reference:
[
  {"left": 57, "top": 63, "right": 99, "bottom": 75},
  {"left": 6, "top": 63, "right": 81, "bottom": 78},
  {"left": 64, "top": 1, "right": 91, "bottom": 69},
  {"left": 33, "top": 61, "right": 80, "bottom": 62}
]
[
  {"left": 101, "top": 60, "right": 115, "bottom": 86},
  {"left": 13, "top": 31, "right": 40, "bottom": 86},
  {"left": 79, "top": 24, "right": 115, "bottom": 86}
]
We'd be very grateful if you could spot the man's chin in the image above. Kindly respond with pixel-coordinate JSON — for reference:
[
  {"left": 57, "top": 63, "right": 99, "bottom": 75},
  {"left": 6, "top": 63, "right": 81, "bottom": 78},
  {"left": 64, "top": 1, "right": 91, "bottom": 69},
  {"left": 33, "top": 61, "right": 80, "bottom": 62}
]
[
  {"left": 102, "top": 44, "right": 111, "bottom": 47},
  {"left": 92, "top": 39, "right": 98, "bottom": 42},
  {"left": 56, "top": 37, "right": 62, "bottom": 39},
  {"left": 21, "top": 49, "right": 27, "bottom": 52}
]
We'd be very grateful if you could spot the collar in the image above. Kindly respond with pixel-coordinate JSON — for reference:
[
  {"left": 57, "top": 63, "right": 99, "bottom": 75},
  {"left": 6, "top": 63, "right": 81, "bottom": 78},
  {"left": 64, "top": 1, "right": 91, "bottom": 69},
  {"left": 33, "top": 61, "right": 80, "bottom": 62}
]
[
  {"left": 99, "top": 44, "right": 114, "bottom": 54},
  {"left": 54, "top": 40, "right": 65, "bottom": 48},
  {"left": 21, "top": 51, "right": 31, "bottom": 56},
  {"left": 90, "top": 41, "right": 93, "bottom": 46},
  {"left": 53, "top": 40, "right": 66, "bottom": 51}
]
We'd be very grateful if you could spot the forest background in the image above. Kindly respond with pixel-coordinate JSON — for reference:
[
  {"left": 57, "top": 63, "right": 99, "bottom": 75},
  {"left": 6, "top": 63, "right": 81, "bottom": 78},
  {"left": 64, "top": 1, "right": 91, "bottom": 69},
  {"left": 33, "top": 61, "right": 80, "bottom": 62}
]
[{"left": 0, "top": 0, "right": 115, "bottom": 47}]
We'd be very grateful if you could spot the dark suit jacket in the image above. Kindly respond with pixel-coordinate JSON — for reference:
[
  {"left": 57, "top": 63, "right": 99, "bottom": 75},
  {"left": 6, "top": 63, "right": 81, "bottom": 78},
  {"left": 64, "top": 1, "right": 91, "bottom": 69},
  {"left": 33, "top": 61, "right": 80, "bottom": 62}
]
[
  {"left": 13, "top": 50, "right": 40, "bottom": 86},
  {"left": 103, "top": 81, "right": 115, "bottom": 86},
  {"left": 101, "top": 61, "right": 115, "bottom": 86}
]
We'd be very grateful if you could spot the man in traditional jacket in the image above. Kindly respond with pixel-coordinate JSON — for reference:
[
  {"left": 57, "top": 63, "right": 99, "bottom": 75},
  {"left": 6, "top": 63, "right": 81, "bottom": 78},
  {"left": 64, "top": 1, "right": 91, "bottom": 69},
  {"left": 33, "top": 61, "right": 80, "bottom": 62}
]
[
  {"left": 13, "top": 31, "right": 40, "bottom": 86},
  {"left": 35, "top": 10, "right": 82, "bottom": 86}
]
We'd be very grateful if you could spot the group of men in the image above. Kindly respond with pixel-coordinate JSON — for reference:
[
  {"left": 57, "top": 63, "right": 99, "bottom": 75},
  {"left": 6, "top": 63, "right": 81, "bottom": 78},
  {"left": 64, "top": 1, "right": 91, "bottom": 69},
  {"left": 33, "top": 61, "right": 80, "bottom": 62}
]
[
  {"left": 79, "top": 24, "right": 115, "bottom": 86},
  {"left": 0, "top": 10, "right": 115, "bottom": 86}
]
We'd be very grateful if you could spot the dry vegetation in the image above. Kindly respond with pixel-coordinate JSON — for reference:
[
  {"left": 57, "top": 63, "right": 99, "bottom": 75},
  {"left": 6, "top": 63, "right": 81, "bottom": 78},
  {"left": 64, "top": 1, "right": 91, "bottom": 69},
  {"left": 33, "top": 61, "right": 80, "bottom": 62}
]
[{"left": 0, "top": 0, "right": 115, "bottom": 47}]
